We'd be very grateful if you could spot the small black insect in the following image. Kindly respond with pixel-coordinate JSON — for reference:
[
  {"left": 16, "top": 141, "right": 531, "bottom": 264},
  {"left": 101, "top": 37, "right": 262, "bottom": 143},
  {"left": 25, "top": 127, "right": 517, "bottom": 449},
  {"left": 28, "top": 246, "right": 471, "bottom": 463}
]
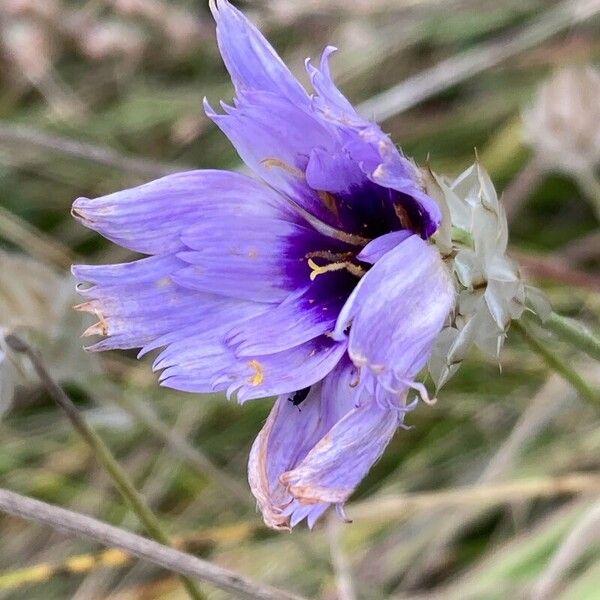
[{"left": 288, "top": 386, "right": 311, "bottom": 410}]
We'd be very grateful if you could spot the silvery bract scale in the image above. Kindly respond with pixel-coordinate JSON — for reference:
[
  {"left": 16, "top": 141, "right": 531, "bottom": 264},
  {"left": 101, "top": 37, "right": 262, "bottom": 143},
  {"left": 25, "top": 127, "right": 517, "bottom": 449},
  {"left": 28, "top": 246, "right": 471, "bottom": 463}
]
[{"left": 423, "top": 162, "right": 549, "bottom": 390}]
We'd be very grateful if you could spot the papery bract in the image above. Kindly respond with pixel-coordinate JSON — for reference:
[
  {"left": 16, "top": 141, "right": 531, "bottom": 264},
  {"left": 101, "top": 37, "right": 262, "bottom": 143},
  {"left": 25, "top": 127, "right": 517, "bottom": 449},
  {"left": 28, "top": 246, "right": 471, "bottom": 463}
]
[{"left": 424, "top": 163, "right": 529, "bottom": 390}]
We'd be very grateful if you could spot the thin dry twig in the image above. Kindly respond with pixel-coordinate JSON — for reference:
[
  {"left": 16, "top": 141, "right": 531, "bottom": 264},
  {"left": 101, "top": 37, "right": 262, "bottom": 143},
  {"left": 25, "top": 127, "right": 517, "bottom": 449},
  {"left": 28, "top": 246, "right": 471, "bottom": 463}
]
[
  {"left": 0, "top": 523, "right": 259, "bottom": 592},
  {"left": 502, "top": 156, "right": 546, "bottom": 222},
  {"left": 512, "top": 249, "right": 600, "bottom": 291},
  {"left": 530, "top": 500, "right": 600, "bottom": 600},
  {"left": 0, "top": 122, "right": 191, "bottom": 179},
  {"left": 0, "top": 488, "right": 307, "bottom": 600},
  {"left": 558, "top": 230, "right": 600, "bottom": 263},
  {"left": 0, "top": 205, "right": 75, "bottom": 270},
  {"left": 350, "top": 473, "right": 600, "bottom": 521},
  {"left": 3, "top": 334, "right": 205, "bottom": 600},
  {"left": 357, "top": 0, "right": 600, "bottom": 121}
]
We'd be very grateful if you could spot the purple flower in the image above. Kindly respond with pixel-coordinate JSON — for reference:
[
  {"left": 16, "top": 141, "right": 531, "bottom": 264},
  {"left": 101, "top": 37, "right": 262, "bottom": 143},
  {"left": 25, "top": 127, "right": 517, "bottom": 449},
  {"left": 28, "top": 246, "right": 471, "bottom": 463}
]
[{"left": 72, "top": 0, "right": 454, "bottom": 530}]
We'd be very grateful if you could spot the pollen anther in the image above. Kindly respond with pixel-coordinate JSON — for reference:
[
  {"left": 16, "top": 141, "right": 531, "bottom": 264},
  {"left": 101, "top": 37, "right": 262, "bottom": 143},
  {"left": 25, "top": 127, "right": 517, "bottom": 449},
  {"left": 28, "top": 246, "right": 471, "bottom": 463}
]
[{"left": 307, "top": 258, "right": 365, "bottom": 281}]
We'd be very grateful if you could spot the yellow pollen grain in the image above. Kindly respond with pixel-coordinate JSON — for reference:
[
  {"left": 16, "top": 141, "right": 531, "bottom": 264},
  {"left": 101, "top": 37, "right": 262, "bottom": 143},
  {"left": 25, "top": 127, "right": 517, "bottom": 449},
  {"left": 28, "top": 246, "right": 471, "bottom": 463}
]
[{"left": 248, "top": 360, "right": 264, "bottom": 386}]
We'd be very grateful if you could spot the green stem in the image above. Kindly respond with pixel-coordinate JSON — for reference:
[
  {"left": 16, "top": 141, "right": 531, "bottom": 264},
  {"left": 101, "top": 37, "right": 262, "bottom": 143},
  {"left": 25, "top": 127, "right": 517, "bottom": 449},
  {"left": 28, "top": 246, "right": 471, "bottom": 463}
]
[
  {"left": 541, "top": 312, "right": 600, "bottom": 362},
  {"left": 4, "top": 335, "right": 205, "bottom": 600},
  {"left": 512, "top": 322, "right": 598, "bottom": 405}
]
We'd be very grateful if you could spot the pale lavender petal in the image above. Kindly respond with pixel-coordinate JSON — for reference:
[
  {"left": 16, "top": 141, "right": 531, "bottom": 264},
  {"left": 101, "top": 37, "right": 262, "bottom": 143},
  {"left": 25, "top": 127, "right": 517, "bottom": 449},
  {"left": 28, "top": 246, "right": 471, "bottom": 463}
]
[
  {"left": 357, "top": 230, "right": 412, "bottom": 264},
  {"left": 72, "top": 255, "right": 267, "bottom": 356},
  {"left": 248, "top": 364, "right": 357, "bottom": 529},
  {"left": 305, "top": 146, "right": 364, "bottom": 195},
  {"left": 73, "top": 255, "right": 201, "bottom": 351},
  {"left": 334, "top": 235, "right": 454, "bottom": 392},
  {"left": 155, "top": 333, "right": 345, "bottom": 400},
  {"left": 282, "top": 400, "right": 400, "bottom": 505},
  {"left": 156, "top": 337, "right": 237, "bottom": 394},
  {"left": 173, "top": 216, "right": 315, "bottom": 303},
  {"left": 305, "top": 46, "right": 361, "bottom": 125},
  {"left": 72, "top": 170, "right": 285, "bottom": 255},
  {"left": 210, "top": 0, "right": 308, "bottom": 106},
  {"left": 204, "top": 93, "right": 337, "bottom": 222},
  {"left": 215, "top": 336, "right": 348, "bottom": 402},
  {"left": 226, "top": 290, "right": 338, "bottom": 356},
  {"left": 248, "top": 359, "right": 408, "bottom": 529}
]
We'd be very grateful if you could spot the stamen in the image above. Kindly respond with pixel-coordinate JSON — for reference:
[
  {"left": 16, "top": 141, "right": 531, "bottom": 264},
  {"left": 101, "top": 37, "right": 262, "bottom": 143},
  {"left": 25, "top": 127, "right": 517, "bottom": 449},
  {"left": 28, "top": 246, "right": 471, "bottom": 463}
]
[
  {"left": 281, "top": 195, "right": 371, "bottom": 247},
  {"left": 305, "top": 250, "right": 354, "bottom": 261},
  {"left": 393, "top": 203, "right": 415, "bottom": 231},
  {"left": 307, "top": 258, "right": 365, "bottom": 281},
  {"left": 261, "top": 158, "right": 305, "bottom": 179},
  {"left": 248, "top": 360, "right": 264, "bottom": 386},
  {"left": 318, "top": 190, "right": 339, "bottom": 218}
]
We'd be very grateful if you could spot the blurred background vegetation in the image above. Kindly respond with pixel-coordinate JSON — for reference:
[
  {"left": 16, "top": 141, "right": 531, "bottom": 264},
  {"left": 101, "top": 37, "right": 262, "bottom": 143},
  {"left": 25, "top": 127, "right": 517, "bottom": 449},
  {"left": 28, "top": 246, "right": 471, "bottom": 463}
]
[{"left": 0, "top": 0, "right": 599, "bottom": 598}]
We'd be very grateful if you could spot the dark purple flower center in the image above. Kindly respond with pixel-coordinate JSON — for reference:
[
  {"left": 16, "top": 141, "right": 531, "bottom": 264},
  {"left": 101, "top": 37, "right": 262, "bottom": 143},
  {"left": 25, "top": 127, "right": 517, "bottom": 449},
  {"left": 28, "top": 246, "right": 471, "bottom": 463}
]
[
  {"left": 284, "top": 176, "right": 429, "bottom": 320},
  {"left": 330, "top": 178, "right": 427, "bottom": 239}
]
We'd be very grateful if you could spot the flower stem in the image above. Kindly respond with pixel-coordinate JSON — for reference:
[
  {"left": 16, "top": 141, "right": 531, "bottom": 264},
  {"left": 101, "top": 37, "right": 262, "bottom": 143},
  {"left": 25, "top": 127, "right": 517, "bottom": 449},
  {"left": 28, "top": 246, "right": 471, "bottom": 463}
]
[
  {"left": 542, "top": 312, "right": 600, "bottom": 362},
  {"left": 3, "top": 334, "right": 205, "bottom": 600},
  {"left": 511, "top": 321, "right": 598, "bottom": 405}
]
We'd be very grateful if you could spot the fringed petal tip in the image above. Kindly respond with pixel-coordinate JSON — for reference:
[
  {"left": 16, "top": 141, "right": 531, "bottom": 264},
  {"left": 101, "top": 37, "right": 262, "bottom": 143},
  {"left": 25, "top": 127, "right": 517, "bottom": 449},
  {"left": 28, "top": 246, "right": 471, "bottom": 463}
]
[
  {"left": 248, "top": 361, "right": 402, "bottom": 530},
  {"left": 70, "top": 197, "right": 92, "bottom": 224}
]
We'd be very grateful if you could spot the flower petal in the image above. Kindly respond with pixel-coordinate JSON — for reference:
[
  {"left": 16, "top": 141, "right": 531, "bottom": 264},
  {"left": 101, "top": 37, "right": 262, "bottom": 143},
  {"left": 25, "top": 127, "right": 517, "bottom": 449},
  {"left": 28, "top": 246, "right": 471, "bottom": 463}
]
[
  {"left": 305, "top": 145, "right": 365, "bottom": 195},
  {"left": 357, "top": 230, "right": 412, "bottom": 264},
  {"left": 248, "top": 361, "right": 358, "bottom": 529},
  {"left": 334, "top": 235, "right": 454, "bottom": 392},
  {"left": 73, "top": 255, "right": 266, "bottom": 353},
  {"left": 210, "top": 0, "right": 308, "bottom": 106},
  {"left": 226, "top": 290, "right": 339, "bottom": 356},
  {"left": 204, "top": 92, "right": 336, "bottom": 223},
  {"left": 249, "top": 358, "right": 407, "bottom": 529},
  {"left": 72, "top": 170, "right": 285, "bottom": 255},
  {"left": 155, "top": 332, "right": 345, "bottom": 401},
  {"left": 282, "top": 400, "right": 399, "bottom": 505},
  {"left": 216, "top": 336, "right": 348, "bottom": 402},
  {"left": 305, "top": 46, "right": 358, "bottom": 124},
  {"left": 173, "top": 216, "right": 315, "bottom": 303}
]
